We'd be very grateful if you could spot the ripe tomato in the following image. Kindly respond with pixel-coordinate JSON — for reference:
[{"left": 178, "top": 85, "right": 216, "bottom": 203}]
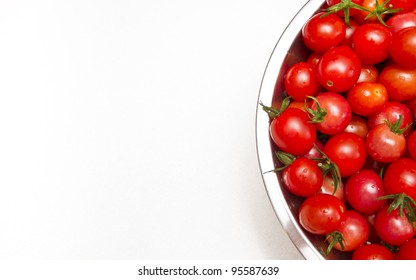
[
  {"left": 379, "top": 63, "right": 416, "bottom": 102},
  {"left": 396, "top": 238, "right": 416, "bottom": 260},
  {"left": 319, "top": 174, "right": 345, "bottom": 202},
  {"left": 342, "top": 19, "right": 360, "bottom": 46},
  {"left": 269, "top": 108, "right": 317, "bottom": 156},
  {"left": 323, "top": 132, "right": 367, "bottom": 177},
  {"left": 347, "top": 82, "right": 388, "bottom": 117},
  {"left": 353, "top": 0, "right": 388, "bottom": 24},
  {"left": 326, "top": 0, "right": 364, "bottom": 17},
  {"left": 298, "top": 193, "right": 346, "bottom": 235},
  {"left": 367, "top": 101, "right": 413, "bottom": 135},
  {"left": 343, "top": 114, "right": 369, "bottom": 138},
  {"left": 317, "top": 45, "right": 361, "bottom": 93},
  {"left": 281, "top": 157, "right": 323, "bottom": 197},
  {"left": 386, "top": 12, "right": 416, "bottom": 33},
  {"left": 374, "top": 205, "right": 415, "bottom": 246},
  {"left": 352, "top": 244, "right": 394, "bottom": 260},
  {"left": 357, "top": 64, "right": 379, "bottom": 83},
  {"left": 284, "top": 62, "right": 321, "bottom": 101},
  {"left": 389, "top": 26, "right": 416, "bottom": 68},
  {"left": 365, "top": 123, "right": 406, "bottom": 163},
  {"left": 383, "top": 157, "right": 416, "bottom": 201},
  {"left": 309, "top": 92, "right": 352, "bottom": 135},
  {"left": 303, "top": 139, "right": 324, "bottom": 159},
  {"left": 351, "top": 23, "right": 392, "bottom": 65},
  {"left": 345, "top": 169, "right": 386, "bottom": 214},
  {"left": 302, "top": 12, "right": 346, "bottom": 53},
  {"left": 327, "top": 210, "right": 369, "bottom": 252}
]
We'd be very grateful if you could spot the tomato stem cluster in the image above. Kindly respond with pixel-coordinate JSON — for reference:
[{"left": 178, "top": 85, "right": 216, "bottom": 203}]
[
  {"left": 379, "top": 193, "right": 416, "bottom": 228},
  {"left": 323, "top": 0, "right": 402, "bottom": 26}
]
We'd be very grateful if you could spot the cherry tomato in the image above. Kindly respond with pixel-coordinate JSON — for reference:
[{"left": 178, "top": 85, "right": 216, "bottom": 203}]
[
  {"left": 366, "top": 123, "right": 406, "bottom": 163},
  {"left": 317, "top": 45, "right": 361, "bottom": 92},
  {"left": 396, "top": 238, "right": 416, "bottom": 260},
  {"left": 352, "top": 244, "right": 394, "bottom": 260},
  {"left": 389, "top": 26, "right": 416, "bottom": 68},
  {"left": 343, "top": 114, "right": 369, "bottom": 138},
  {"left": 319, "top": 174, "right": 345, "bottom": 202},
  {"left": 345, "top": 169, "right": 386, "bottom": 214},
  {"left": 284, "top": 62, "right": 321, "bottom": 101},
  {"left": 282, "top": 157, "right": 324, "bottom": 197},
  {"left": 347, "top": 82, "right": 388, "bottom": 116},
  {"left": 324, "top": 132, "right": 367, "bottom": 177},
  {"left": 302, "top": 12, "right": 346, "bottom": 53},
  {"left": 386, "top": 12, "right": 416, "bottom": 33},
  {"left": 367, "top": 101, "right": 414, "bottom": 135},
  {"left": 306, "top": 52, "right": 322, "bottom": 68},
  {"left": 374, "top": 205, "right": 415, "bottom": 246},
  {"left": 326, "top": 0, "right": 364, "bottom": 17},
  {"left": 342, "top": 19, "right": 360, "bottom": 46},
  {"left": 383, "top": 157, "right": 416, "bottom": 201},
  {"left": 327, "top": 210, "right": 369, "bottom": 252},
  {"left": 298, "top": 193, "right": 346, "bottom": 235},
  {"left": 353, "top": 0, "right": 388, "bottom": 24},
  {"left": 351, "top": 23, "right": 392, "bottom": 65},
  {"left": 303, "top": 139, "right": 324, "bottom": 159},
  {"left": 357, "top": 64, "right": 379, "bottom": 83},
  {"left": 269, "top": 108, "right": 317, "bottom": 156},
  {"left": 379, "top": 63, "right": 416, "bottom": 102},
  {"left": 309, "top": 92, "right": 352, "bottom": 135}
]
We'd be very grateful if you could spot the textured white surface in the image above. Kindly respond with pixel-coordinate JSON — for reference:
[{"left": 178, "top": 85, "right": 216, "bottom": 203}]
[{"left": 0, "top": 0, "right": 308, "bottom": 259}]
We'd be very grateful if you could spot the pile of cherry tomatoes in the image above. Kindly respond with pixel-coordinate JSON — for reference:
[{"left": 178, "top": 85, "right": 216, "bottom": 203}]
[{"left": 262, "top": 0, "right": 416, "bottom": 259}]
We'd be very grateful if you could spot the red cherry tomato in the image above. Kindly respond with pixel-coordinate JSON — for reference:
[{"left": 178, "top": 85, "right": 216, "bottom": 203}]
[
  {"left": 302, "top": 12, "right": 346, "bottom": 53},
  {"left": 284, "top": 62, "right": 321, "bottom": 101},
  {"left": 374, "top": 205, "right": 415, "bottom": 246},
  {"left": 324, "top": 132, "right": 367, "bottom": 177},
  {"left": 389, "top": 0, "right": 416, "bottom": 14},
  {"left": 327, "top": 210, "right": 369, "bottom": 252},
  {"left": 317, "top": 45, "right": 361, "bottom": 92},
  {"left": 299, "top": 193, "right": 346, "bottom": 235},
  {"left": 383, "top": 157, "right": 416, "bottom": 201},
  {"left": 309, "top": 92, "right": 352, "bottom": 135},
  {"left": 365, "top": 123, "right": 406, "bottom": 163},
  {"left": 379, "top": 63, "right": 416, "bottom": 102},
  {"left": 351, "top": 23, "right": 392, "bottom": 65},
  {"left": 269, "top": 108, "right": 317, "bottom": 156},
  {"left": 353, "top": 0, "right": 388, "bottom": 24},
  {"left": 282, "top": 157, "right": 323, "bottom": 197},
  {"left": 389, "top": 26, "right": 416, "bottom": 68},
  {"left": 367, "top": 101, "right": 414, "bottom": 135},
  {"left": 345, "top": 169, "right": 386, "bottom": 214},
  {"left": 352, "top": 244, "right": 394, "bottom": 260},
  {"left": 319, "top": 174, "right": 345, "bottom": 202},
  {"left": 407, "top": 130, "right": 416, "bottom": 160},
  {"left": 357, "top": 64, "right": 379, "bottom": 83},
  {"left": 347, "top": 82, "right": 388, "bottom": 117}
]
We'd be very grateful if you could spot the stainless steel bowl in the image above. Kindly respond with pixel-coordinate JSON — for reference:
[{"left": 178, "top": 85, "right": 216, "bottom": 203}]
[{"left": 256, "top": 0, "right": 351, "bottom": 260}]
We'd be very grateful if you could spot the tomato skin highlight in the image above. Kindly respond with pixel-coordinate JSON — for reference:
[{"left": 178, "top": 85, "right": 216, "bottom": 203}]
[
  {"left": 269, "top": 108, "right": 316, "bottom": 156},
  {"left": 316, "top": 45, "right": 362, "bottom": 93},
  {"left": 323, "top": 132, "right": 367, "bottom": 177},
  {"left": 299, "top": 193, "right": 346, "bottom": 235}
]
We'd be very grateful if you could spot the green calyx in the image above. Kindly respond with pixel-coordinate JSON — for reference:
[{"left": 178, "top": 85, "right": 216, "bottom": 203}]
[
  {"left": 259, "top": 96, "right": 291, "bottom": 119},
  {"left": 378, "top": 192, "right": 416, "bottom": 228},
  {"left": 305, "top": 96, "right": 327, "bottom": 124}
]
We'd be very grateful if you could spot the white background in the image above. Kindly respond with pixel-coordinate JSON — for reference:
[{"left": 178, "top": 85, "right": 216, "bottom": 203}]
[{"left": 0, "top": 0, "right": 308, "bottom": 259}]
